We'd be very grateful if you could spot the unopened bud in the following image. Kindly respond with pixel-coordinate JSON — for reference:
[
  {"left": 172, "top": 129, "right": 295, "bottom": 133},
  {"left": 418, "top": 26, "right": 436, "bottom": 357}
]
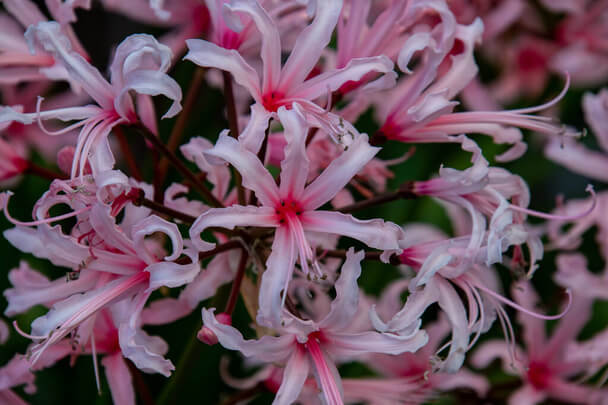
[{"left": 197, "top": 313, "right": 232, "bottom": 345}]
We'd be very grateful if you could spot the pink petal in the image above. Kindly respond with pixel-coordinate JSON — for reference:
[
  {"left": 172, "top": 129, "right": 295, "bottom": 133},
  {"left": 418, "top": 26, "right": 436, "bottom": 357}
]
[
  {"left": 238, "top": 103, "right": 272, "bottom": 153},
  {"left": 290, "top": 56, "right": 394, "bottom": 101},
  {"left": 257, "top": 225, "right": 297, "bottom": 328},
  {"left": 117, "top": 292, "right": 174, "bottom": 376},
  {"left": 471, "top": 340, "right": 523, "bottom": 371},
  {"left": 5, "top": 262, "right": 98, "bottom": 316},
  {"left": 327, "top": 329, "right": 428, "bottom": 358},
  {"left": 102, "top": 353, "right": 135, "bottom": 405},
  {"left": 371, "top": 279, "right": 439, "bottom": 333},
  {"left": 2, "top": 0, "right": 46, "bottom": 28},
  {"left": 141, "top": 297, "right": 193, "bottom": 325},
  {"left": 179, "top": 252, "right": 236, "bottom": 309},
  {"left": 300, "top": 134, "right": 379, "bottom": 210},
  {"left": 274, "top": 347, "right": 310, "bottom": 405},
  {"left": 145, "top": 250, "right": 200, "bottom": 291},
  {"left": 435, "top": 369, "right": 490, "bottom": 398},
  {"left": 436, "top": 278, "right": 469, "bottom": 372},
  {"left": 184, "top": 39, "right": 261, "bottom": 101},
  {"left": 205, "top": 133, "right": 279, "bottom": 206},
  {"left": 45, "top": 0, "right": 92, "bottom": 24},
  {"left": 278, "top": 0, "right": 342, "bottom": 91},
  {"left": 202, "top": 308, "right": 295, "bottom": 362},
  {"left": 583, "top": 89, "right": 608, "bottom": 152},
  {"left": 25, "top": 22, "right": 115, "bottom": 109},
  {"left": 223, "top": 0, "right": 281, "bottom": 94},
  {"left": 89, "top": 203, "right": 137, "bottom": 256},
  {"left": 180, "top": 137, "right": 231, "bottom": 200},
  {"left": 3, "top": 225, "right": 90, "bottom": 270},
  {"left": 302, "top": 211, "right": 403, "bottom": 252},
  {"left": 189, "top": 205, "right": 277, "bottom": 251},
  {"left": 511, "top": 281, "right": 546, "bottom": 354},
  {"left": 115, "top": 70, "right": 182, "bottom": 120},
  {"left": 277, "top": 106, "right": 309, "bottom": 201},
  {"left": 132, "top": 214, "right": 184, "bottom": 263},
  {"left": 545, "top": 138, "right": 608, "bottom": 182},
  {"left": 110, "top": 34, "right": 172, "bottom": 90},
  {"left": 319, "top": 249, "right": 364, "bottom": 331},
  {"left": 426, "top": 19, "right": 484, "bottom": 100},
  {"left": 508, "top": 385, "right": 546, "bottom": 405}
]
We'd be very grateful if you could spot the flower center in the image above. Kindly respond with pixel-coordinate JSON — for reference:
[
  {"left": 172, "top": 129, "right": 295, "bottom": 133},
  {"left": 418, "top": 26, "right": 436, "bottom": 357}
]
[
  {"left": 275, "top": 199, "right": 303, "bottom": 224},
  {"left": 527, "top": 360, "right": 552, "bottom": 390},
  {"left": 262, "top": 91, "right": 286, "bottom": 112}
]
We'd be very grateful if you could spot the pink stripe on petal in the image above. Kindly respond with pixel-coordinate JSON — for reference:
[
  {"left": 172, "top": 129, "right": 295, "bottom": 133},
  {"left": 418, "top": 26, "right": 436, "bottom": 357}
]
[
  {"left": 306, "top": 337, "right": 344, "bottom": 405},
  {"left": 274, "top": 347, "right": 310, "bottom": 405}
]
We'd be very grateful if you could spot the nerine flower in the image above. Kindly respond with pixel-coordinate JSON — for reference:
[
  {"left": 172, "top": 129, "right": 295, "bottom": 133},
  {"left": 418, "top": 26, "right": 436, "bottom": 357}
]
[
  {"left": 472, "top": 281, "right": 605, "bottom": 405},
  {"left": 190, "top": 106, "right": 405, "bottom": 327},
  {"left": 202, "top": 249, "right": 428, "bottom": 405},
  {"left": 0, "top": 0, "right": 90, "bottom": 85},
  {"left": 0, "top": 21, "right": 182, "bottom": 180},
  {"left": 5, "top": 201, "right": 199, "bottom": 376},
  {"left": 184, "top": 0, "right": 394, "bottom": 152}
]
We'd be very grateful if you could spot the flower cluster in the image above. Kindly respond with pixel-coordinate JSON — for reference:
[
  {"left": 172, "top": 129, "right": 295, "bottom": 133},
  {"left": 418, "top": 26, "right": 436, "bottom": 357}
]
[{"left": 0, "top": 1, "right": 606, "bottom": 404}]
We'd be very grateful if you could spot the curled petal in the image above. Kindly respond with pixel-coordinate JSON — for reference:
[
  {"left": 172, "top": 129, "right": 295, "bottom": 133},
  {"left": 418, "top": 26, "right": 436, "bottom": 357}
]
[
  {"left": 146, "top": 249, "right": 200, "bottom": 291},
  {"left": 116, "top": 70, "right": 182, "bottom": 120},
  {"left": 132, "top": 214, "right": 183, "bottom": 263},
  {"left": 118, "top": 292, "right": 174, "bottom": 376}
]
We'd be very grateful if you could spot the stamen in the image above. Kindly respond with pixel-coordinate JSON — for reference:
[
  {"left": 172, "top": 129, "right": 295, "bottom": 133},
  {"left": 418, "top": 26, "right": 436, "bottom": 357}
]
[
  {"left": 91, "top": 333, "right": 102, "bottom": 395},
  {"left": 12, "top": 320, "right": 47, "bottom": 340},
  {"left": 474, "top": 282, "right": 572, "bottom": 321},
  {"left": 35, "top": 97, "right": 88, "bottom": 136},
  {"left": 2, "top": 191, "right": 92, "bottom": 226},
  {"left": 508, "top": 185, "right": 596, "bottom": 221},
  {"left": 509, "top": 74, "right": 570, "bottom": 114}
]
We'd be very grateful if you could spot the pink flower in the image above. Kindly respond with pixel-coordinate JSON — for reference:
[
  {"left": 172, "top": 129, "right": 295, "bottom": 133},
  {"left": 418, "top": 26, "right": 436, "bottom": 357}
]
[
  {"left": 184, "top": 0, "right": 394, "bottom": 152},
  {"left": 202, "top": 249, "right": 428, "bottom": 405},
  {"left": 189, "top": 106, "right": 405, "bottom": 327},
  {"left": 0, "top": 0, "right": 90, "bottom": 86},
  {"left": 472, "top": 281, "right": 605, "bottom": 405},
  {"left": 0, "top": 22, "right": 182, "bottom": 180},
  {"left": 546, "top": 88, "right": 608, "bottom": 182},
  {"left": 5, "top": 201, "right": 199, "bottom": 376}
]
